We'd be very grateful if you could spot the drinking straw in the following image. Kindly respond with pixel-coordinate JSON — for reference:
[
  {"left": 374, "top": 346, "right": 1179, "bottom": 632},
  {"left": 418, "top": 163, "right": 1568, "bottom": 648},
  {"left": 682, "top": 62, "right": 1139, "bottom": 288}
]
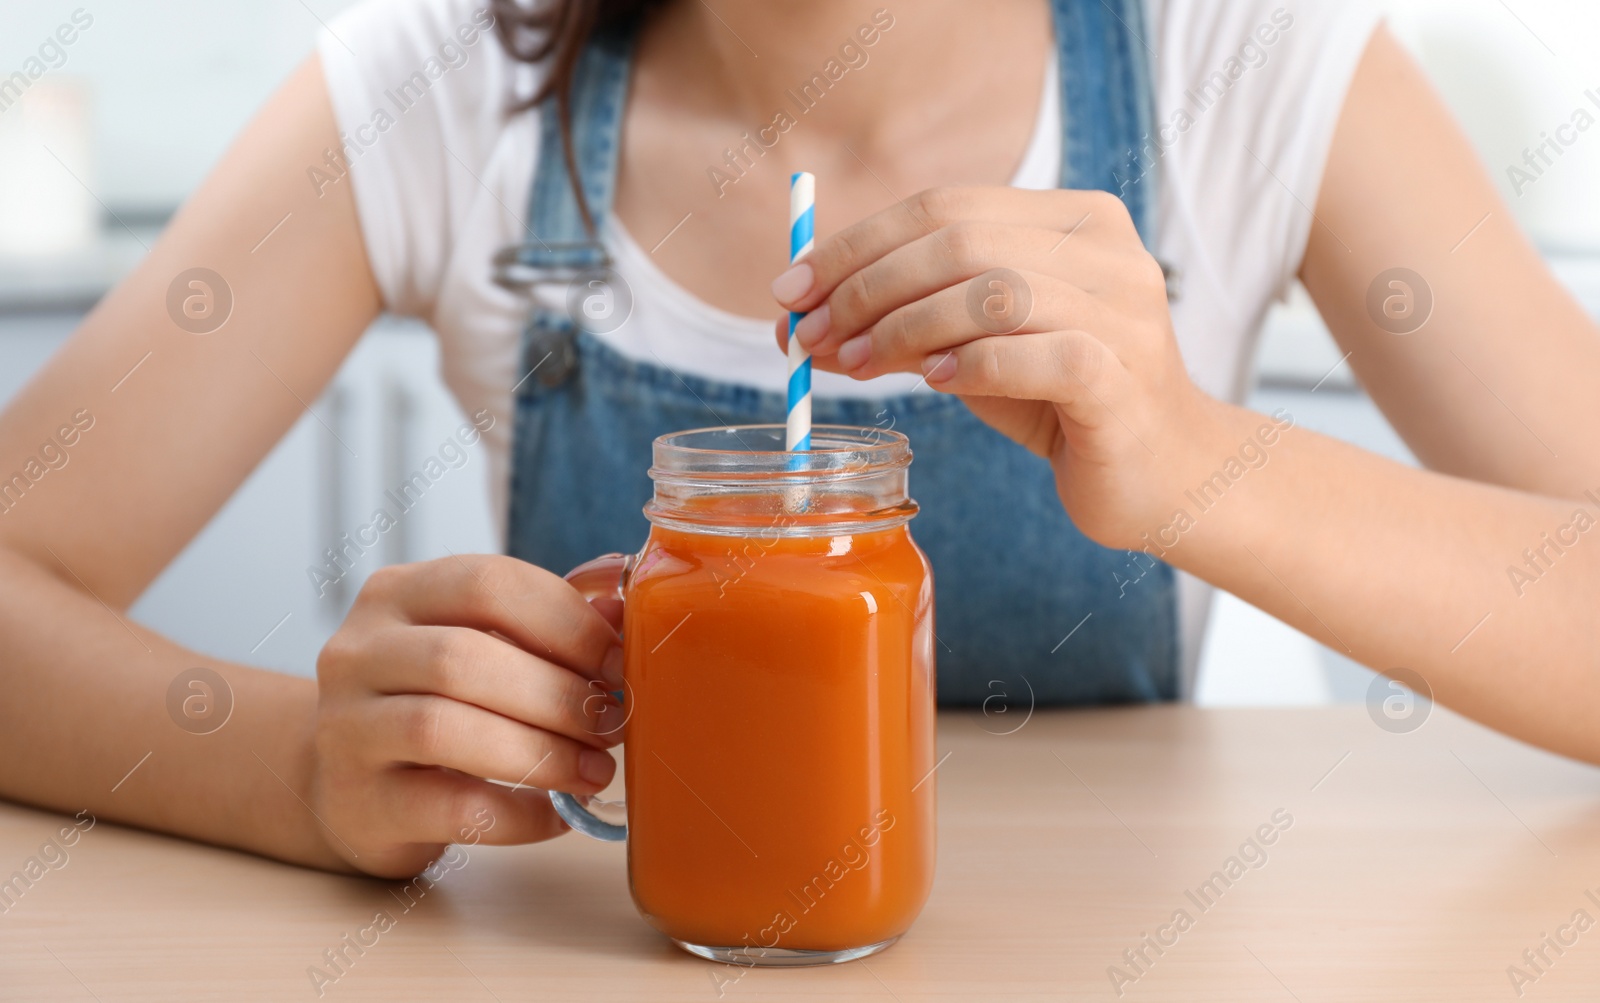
[{"left": 786, "top": 172, "right": 815, "bottom": 452}]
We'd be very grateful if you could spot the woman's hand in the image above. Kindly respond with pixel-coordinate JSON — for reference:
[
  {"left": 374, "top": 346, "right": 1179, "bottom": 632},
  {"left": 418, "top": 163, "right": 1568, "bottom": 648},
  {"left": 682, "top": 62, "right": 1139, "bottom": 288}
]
[
  {"left": 771, "top": 186, "right": 1228, "bottom": 550},
  {"left": 310, "top": 555, "right": 626, "bottom": 878}
]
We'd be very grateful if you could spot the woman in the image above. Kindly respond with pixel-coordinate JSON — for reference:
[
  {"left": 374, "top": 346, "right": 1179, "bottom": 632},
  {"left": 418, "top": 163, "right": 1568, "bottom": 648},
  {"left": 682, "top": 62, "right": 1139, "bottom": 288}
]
[{"left": 1, "top": 0, "right": 1597, "bottom": 879}]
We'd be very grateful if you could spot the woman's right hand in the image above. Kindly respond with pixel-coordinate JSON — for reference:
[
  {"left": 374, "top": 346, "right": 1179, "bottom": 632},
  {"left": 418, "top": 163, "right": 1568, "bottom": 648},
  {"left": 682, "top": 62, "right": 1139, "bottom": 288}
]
[{"left": 309, "top": 555, "right": 627, "bottom": 878}]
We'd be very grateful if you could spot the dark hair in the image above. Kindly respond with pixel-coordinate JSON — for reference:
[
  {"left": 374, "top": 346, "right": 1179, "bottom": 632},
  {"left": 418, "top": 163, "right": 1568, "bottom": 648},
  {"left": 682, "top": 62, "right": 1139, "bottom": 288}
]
[{"left": 491, "top": 0, "right": 661, "bottom": 232}]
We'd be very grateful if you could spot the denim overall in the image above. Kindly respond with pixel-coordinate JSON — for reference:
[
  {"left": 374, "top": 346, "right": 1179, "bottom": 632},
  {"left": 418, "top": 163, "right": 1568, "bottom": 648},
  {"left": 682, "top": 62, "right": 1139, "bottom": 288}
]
[{"left": 500, "top": 0, "right": 1177, "bottom": 705}]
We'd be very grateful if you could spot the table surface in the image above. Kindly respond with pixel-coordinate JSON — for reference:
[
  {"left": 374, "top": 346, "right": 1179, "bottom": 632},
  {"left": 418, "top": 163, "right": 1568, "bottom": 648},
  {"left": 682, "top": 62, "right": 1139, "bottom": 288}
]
[{"left": 3, "top": 705, "right": 1600, "bottom": 1002}]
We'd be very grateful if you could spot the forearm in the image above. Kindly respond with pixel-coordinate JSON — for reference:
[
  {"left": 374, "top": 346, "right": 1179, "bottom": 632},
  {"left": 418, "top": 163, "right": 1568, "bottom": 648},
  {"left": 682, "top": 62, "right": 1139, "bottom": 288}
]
[
  {"left": 1165, "top": 400, "right": 1600, "bottom": 761},
  {"left": 0, "top": 546, "right": 349, "bottom": 871}
]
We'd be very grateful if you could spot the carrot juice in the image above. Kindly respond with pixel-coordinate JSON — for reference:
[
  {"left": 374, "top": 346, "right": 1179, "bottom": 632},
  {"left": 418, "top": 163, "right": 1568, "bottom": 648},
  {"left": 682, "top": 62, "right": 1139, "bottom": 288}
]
[{"left": 622, "top": 511, "right": 937, "bottom": 957}]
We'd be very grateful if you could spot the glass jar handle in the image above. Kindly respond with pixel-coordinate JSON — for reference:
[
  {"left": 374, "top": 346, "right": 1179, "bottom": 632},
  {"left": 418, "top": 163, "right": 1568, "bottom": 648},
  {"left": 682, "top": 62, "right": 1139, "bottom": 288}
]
[{"left": 549, "top": 553, "right": 634, "bottom": 842}]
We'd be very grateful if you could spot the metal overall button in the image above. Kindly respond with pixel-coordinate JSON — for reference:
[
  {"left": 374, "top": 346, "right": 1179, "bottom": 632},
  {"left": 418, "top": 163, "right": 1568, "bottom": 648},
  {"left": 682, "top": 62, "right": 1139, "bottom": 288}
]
[{"left": 525, "top": 321, "right": 579, "bottom": 389}]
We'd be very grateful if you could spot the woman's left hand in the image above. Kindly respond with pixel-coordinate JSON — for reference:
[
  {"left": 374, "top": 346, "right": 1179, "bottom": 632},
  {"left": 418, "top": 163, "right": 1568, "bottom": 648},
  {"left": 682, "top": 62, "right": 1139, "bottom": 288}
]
[{"left": 771, "top": 186, "right": 1230, "bottom": 551}]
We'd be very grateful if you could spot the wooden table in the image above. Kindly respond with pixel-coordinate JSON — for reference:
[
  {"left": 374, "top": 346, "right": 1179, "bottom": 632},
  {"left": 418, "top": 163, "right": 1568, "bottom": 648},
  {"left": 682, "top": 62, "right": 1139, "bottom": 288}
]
[{"left": 3, "top": 706, "right": 1600, "bottom": 1001}]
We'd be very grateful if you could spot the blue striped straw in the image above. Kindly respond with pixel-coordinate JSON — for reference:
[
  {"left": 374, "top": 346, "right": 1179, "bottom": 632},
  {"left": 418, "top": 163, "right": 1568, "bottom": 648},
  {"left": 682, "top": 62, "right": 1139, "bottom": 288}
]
[{"left": 786, "top": 172, "right": 815, "bottom": 452}]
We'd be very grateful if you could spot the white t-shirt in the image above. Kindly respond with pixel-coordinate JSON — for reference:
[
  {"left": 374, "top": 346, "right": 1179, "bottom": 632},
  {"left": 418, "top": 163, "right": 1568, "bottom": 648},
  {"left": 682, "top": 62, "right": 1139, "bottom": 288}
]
[{"left": 318, "top": 0, "right": 1382, "bottom": 694}]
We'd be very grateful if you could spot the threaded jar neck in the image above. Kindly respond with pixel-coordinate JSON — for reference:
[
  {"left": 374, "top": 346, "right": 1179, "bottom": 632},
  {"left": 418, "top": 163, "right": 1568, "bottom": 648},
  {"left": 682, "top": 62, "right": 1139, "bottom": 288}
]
[{"left": 644, "top": 425, "right": 917, "bottom": 538}]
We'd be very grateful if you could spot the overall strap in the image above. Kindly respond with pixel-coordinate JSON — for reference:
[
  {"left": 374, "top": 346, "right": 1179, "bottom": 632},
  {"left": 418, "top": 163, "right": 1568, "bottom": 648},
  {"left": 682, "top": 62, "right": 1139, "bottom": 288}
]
[
  {"left": 494, "top": 24, "right": 636, "bottom": 389},
  {"left": 1051, "top": 0, "right": 1158, "bottom": 249}
]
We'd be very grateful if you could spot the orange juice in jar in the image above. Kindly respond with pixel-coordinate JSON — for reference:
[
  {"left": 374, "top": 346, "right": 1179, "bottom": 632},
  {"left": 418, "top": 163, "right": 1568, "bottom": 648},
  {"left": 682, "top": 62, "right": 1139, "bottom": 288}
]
[{"left": 557, "top": 425, "right": 937, "bottom": 965}]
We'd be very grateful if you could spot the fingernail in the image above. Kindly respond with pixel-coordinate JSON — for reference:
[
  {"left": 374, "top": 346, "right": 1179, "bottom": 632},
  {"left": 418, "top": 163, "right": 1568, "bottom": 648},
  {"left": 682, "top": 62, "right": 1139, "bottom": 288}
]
[
  {"left": 771, "top": 263, "right": 814, "bottom": 306},
  {"left": 600, "top": 645, "right": 625, "bottom": 688},
  {"left": 579, "top": 749, "right": 614, "bottom": 786},
  {"left": 922, "top": 353, "right": 957, "bottom": 383},
  {"left": 593, "top": 698, "right": 626, "bottom": 739},
  {"left": 793, "top": 304, "right": 830, "bottom": 349},
  {"left": 836, "top": 334, "right": 872, "bottom": 371}
]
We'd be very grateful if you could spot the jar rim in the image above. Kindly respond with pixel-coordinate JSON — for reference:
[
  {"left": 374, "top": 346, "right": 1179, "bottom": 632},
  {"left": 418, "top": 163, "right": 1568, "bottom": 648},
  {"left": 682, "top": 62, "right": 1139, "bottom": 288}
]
[
  {"left": 644, "top": 424, "right": 916, "bottom": 537},
  {"left": 649, "top": 424, "right": 910, "bottom": 483}
]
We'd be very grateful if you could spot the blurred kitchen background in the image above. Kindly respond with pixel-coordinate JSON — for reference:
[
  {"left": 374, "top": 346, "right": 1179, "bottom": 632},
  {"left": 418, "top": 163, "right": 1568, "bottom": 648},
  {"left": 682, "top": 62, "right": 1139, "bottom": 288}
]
[{"left": 1, "top": 1, "right": 1597, "bottom": 704}]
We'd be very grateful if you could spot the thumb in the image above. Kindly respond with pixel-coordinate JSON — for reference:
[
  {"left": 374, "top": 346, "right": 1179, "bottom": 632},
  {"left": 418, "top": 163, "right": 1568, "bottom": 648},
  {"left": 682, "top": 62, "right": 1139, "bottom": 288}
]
[{"left": 925, "top": 329, "right": 1133, "bottom": 434}]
